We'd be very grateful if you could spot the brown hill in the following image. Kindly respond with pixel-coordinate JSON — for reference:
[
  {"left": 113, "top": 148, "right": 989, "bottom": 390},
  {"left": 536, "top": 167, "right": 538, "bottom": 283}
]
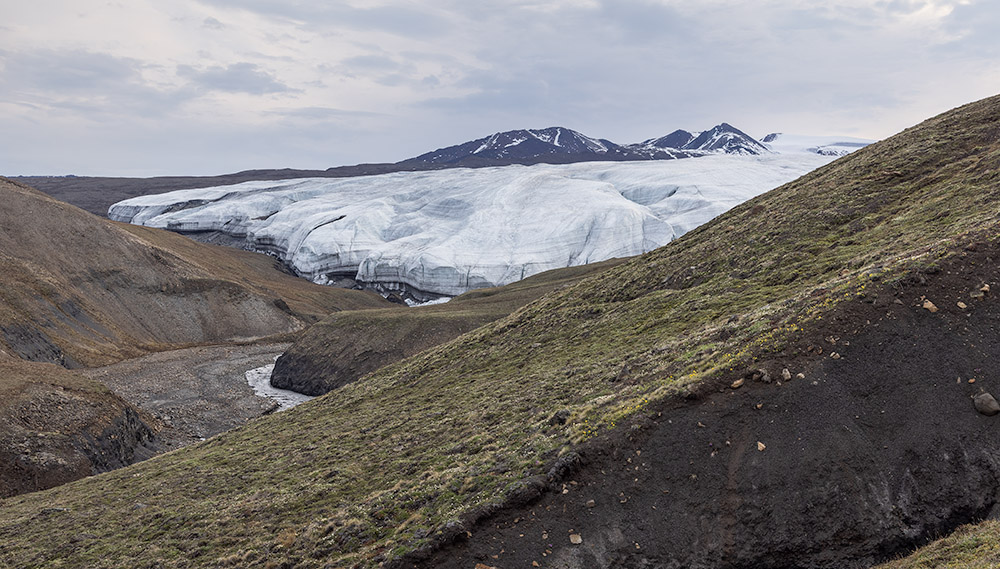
[
  {"left": 8, "top": 94, "right": 1000, "bottom": 568},
  {"left": 0, "top": 177, "right": 388, "bottom": 368},
  {"left": 0, "top": 177, "right": 389, "bottom": 496}
]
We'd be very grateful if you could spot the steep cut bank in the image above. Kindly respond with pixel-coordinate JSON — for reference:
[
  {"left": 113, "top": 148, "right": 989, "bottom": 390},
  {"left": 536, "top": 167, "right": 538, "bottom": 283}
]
[
  {"left": 271, "top": 259, "right": 626, "bottom": 395},
  {"left": 0, "top": 358, "right": 157, "bottom": 497},
  {"left": 410, "top": 236, "right": 1000, "bottom": 569},
  {"left": 2, "top": 95, "right": 1000, "bottom": 569},
  {"left": 0, "top": 177, "right": 388, "bottom": 367}
]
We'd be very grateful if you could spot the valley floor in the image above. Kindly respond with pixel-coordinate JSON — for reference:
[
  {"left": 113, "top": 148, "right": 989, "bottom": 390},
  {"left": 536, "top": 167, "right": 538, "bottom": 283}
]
[{"left": 81, "top": 343, "right": 291, "bottom": 451}]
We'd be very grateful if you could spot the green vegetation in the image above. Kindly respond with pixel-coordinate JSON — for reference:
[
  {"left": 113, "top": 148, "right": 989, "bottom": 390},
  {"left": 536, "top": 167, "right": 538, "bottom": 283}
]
[
  {"left": 878, "top": 521, "right": 1000, "bottom": 568},
  {"left": 5, "top": 94, "right": 1000, "bottom": 568},
  {"left": 274, "top": 257, "right": 626, "bottom": 394}
]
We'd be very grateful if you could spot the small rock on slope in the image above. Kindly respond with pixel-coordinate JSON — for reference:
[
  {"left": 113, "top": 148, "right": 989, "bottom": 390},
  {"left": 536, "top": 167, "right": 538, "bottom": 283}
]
[{"left": 973, "top": 393, "right": 1000, "bottom": 416}]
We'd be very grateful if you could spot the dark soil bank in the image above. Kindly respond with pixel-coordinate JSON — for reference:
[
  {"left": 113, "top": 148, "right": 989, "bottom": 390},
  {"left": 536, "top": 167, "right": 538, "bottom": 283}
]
[
  {"left": 0, "top": 382, "right": 157, "bottom": 498},
  {"left": 407, "top": 245, "right": 1000, "bottom": 568}
]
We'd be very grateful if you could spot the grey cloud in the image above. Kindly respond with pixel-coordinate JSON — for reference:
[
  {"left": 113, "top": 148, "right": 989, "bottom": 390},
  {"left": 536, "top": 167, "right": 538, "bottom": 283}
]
[
  {"left": 178, "top": 62, "right": 293, "bottom": 94},
  {"left": 0, "top": 49, "right": 196, "bottom": 117},
  {"left": 339, "top": 54, "right": 402, "bottom": 73},
  {"left": 203, "top": 17, "right": 225, "bottom": 29},
  {"left": 592, "top": 0, "right": 691, "bottom": 43},
  {"left": 939, "top": 2, "right": 1000, "bottom": 56},
  {"left": 324, "top": 52, "right": 445, "bottom": 90},
  {"left": 1, "top": 49, "right": 140, "bottom": 92},
  {"left": 194, "top": 0, "right": 451, "bottom": 38},
  {"left": 409, "top": 0, "right": 941, "bottom": 143},
  {"left": 6, "top": 1, "right": 1000, "bottom": 177},
  {"left": 268, "top": 106, "right": 386, "bottom": 120}
]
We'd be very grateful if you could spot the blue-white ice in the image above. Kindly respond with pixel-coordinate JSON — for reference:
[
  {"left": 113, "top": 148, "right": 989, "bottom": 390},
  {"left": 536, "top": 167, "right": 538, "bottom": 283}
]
[
  {"left": 110, "top": 153, "right": 840, "bottom": 297},
  {"left": 245, "top": 363, "right": 313, "bottom": 411}
]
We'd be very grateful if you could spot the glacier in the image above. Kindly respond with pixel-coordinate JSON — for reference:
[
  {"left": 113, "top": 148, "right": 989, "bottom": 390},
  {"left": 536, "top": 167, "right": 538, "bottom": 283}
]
[{"left": 109, "top": 153, "right": 838, "bottom": 299}]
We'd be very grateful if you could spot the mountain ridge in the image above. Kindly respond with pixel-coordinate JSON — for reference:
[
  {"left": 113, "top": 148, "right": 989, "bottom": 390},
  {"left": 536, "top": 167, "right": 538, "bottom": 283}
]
[
  {"left": 397, "top": 123, "right": 769, "bottom": 167},
  {"left": 23, "top": 123, "right": 867, "bottom": 218}
]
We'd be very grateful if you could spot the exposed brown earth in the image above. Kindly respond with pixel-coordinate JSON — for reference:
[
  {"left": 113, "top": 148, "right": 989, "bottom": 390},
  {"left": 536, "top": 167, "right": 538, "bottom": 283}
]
[
  {"left": 0, "top": 359, "right": 157, "bottom": 498},
  {"left": 0, "top": 176, "right": 388, "bottom": 497},
  {"left": 0, "top": 176, "right": 389, "bottom": 368},
  {"left": 403, "top": 237, "right": 1000, "bottom": 569}
]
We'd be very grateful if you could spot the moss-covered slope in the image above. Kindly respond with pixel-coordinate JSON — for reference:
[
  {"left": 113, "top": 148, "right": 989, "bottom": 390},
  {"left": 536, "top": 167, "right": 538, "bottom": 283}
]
[
  {"left": 4, "top": 94, "right": 1000, "bottom": 568},
  {"left": 271, "top": 258, "right": 626, "bottom": 395}
]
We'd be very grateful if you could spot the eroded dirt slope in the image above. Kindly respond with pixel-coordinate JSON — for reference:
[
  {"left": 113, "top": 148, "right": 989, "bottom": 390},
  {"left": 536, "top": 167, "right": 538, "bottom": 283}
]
[
  {"left": 0, "top": 177, "right": 387, "bottom": 497},
  {"left": 410, "top": 239, "right": 1000, "bottom": 569},
  {"left": 0, "top": 359, "right": 157, "bottom": 498}
]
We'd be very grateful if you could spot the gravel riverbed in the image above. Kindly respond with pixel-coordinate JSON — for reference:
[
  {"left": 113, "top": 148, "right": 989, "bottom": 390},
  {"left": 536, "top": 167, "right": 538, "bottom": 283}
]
[{"left": 82, "top": 343, "right": 294, "bottom": 451}]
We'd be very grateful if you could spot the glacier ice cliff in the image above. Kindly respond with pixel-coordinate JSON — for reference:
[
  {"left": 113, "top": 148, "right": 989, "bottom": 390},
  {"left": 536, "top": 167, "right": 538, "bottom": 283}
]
[{"left": 109, "top": 154, "right": 834, "bottom": 298}]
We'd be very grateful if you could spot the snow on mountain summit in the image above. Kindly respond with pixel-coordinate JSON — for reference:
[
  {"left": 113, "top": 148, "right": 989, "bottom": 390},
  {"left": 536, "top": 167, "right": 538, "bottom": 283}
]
[
  {"left": 400, "top": 123, "right": 775, "bottom": 168},
  {"left": 402, "top": 127, "right": 645, "bottom": 166},
  {"left": 630, "top": 123, "right": 770, "bottom": 157}
]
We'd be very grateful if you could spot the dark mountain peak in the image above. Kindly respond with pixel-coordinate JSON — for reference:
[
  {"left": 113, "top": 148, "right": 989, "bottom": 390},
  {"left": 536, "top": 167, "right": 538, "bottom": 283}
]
[
  {"left": 400, "top": 126, "right": 643, "bottom": 167},
  {"left": 642, "top": 129, "right": 695, "bottom": 149},
  {"left": 629, "top": 123, "right": 769, "bottom": 156},
  {"left": 400, "top": 122, "right": 769, "bottom": 169},
  {"left": 684, "top": 123, "right": 770, "bottom": 155},
  {"left": 761, "top": 132, "right": 781, "bottom": 143}
]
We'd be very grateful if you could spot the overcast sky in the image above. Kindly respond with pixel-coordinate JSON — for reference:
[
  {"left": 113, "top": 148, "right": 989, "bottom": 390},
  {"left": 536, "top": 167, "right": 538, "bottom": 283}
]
[{"left": 2, "top": 0, "right": 999, "bottom": 176}]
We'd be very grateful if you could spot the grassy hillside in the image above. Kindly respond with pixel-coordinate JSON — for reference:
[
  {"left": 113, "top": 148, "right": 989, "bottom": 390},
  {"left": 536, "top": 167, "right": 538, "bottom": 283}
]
[
  {"left": 0, "top": 177, "right": 389, "bottom": 367},
  {"left": 4, "top": 94, "right": 1000, "bottom": 568},
  {"left": 271, "top": 258, "right": 626, "bottom": 395}
]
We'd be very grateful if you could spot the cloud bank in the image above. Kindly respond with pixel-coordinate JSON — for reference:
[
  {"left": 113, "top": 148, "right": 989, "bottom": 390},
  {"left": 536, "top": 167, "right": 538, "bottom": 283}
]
[{"left": 1, "top": 0, "right": 997, "bottom": 175}]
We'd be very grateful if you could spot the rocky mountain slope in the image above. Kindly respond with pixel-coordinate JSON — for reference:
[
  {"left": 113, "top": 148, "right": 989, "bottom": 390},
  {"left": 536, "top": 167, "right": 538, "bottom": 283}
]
[
  {"left": 1, "top": 93, "right": 994, "bottom": 569},
  {"left": 397, "top": 126, "right": 698, "bottom": 166},
  {"left": 108, "top": 153, "right": 832, "bottom": 299},
  {"left": 629, "top": 122, "right": 770, "bottom": 157},
  {"left": 398, "top": 123, "right": 771, "bottom": 167}
]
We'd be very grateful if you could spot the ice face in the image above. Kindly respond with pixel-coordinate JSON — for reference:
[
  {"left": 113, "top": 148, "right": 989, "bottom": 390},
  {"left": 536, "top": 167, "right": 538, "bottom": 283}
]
[{"left": 109, "top": 154, "right": 835, "bottom": 297}]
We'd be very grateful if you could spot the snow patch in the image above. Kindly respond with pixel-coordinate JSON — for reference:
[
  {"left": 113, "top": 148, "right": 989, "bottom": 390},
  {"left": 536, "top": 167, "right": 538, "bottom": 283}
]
[
  {"left": 245, "top": 362, "right": 313, "bottom": 411},
  {"left": 761, "top": 133, "right": 874, "bottom": 156}
]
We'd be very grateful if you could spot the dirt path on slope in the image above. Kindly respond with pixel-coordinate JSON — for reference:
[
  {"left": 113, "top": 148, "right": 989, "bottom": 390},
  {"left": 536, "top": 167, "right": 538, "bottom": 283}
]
[{"left": 81, "top": 343, "right": 290, "bottom": 451}]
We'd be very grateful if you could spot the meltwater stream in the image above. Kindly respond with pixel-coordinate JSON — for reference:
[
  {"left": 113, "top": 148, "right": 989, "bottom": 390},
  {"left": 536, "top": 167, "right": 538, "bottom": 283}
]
[{"left": 245, "top": 362, "right": 314, "bottom": 411}]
